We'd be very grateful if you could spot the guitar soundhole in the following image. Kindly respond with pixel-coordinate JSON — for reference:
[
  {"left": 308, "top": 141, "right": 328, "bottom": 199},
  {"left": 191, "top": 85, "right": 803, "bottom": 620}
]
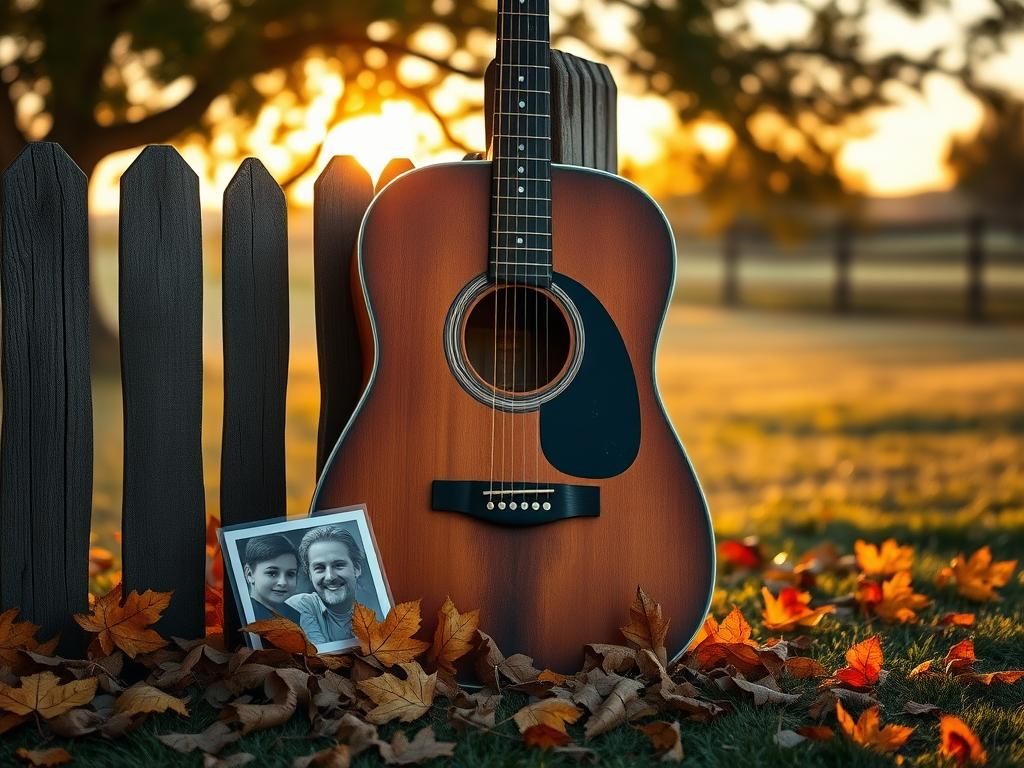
[{"left": 463, "top": 286, "right": 573, "bottom": 395}]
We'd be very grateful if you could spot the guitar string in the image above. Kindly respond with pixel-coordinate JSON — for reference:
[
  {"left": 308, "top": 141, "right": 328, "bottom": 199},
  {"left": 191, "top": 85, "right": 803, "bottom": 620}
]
[{"left": 489, "top": 0, "right": 507, "bottom": 503}]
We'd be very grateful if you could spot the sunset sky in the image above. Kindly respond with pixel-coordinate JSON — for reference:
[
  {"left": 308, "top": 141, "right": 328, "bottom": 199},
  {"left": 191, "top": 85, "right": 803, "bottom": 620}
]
[{"left": 85, "top": 1, "right": 1024, "bottom": 212}]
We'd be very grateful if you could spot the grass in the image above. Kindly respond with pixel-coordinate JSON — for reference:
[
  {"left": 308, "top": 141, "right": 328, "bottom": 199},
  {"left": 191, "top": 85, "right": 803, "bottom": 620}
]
[{"left": 5, "top": 306, "right": 1024, "bottom": 765}]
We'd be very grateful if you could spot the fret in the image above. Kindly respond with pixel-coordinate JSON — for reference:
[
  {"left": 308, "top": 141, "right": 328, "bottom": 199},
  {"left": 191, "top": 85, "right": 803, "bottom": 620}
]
[
  {"left": 491, "top": 212, "right": 551, "bottom": 219},
  {"left": 493, "top": 134, "right": 551, "bottom": 140}
]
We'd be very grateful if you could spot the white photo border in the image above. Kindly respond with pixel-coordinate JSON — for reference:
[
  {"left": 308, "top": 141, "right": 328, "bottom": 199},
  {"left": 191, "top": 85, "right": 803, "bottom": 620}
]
[{"left": 219, "top": 504, "right": 393, "bottom": 654}]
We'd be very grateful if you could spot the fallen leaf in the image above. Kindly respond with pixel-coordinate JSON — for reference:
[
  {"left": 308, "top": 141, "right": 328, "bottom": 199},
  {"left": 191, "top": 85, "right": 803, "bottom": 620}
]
[
  {"left": 731, "top": 676, "right": 802, "bottom": 706},
  {"left": 158, "top": 721, "right": 241, "bottom": 754},
  {"left": 784, "top": 657, "right": 827, "bottom": 678},
  {"left": 0, "top": 672, "right": 97, "bottom": 719},
  {"left": 797, "top": 725, "right": 834, "bottom": 741},
  {"left": 204, "top": 754, "right": 255, "bottom": 768},
  {"left": 226, "top": 688, "right": 297, "bottom": 735},
  {"left": 808, "top": 687, "right": 880, "bottom": 719},
  {"left": 115, "top": 683, "right": 188, "bottom": 717},
  {"left": 352, "top": 601, "right": 431, "bottom": 668},
  {"left": 523, "top": 723, "right": 571, "bottom": 750},
  {"left": 903, "top": 700, "right": 940, "bottom": 717},
  {"left": 836, "top": 701, "right": 914, "bottom": 754},
  {"left": 712, "top": 606, "right": 757, "bottom": 646},
  {"left": 14, "top": 748, "right": 72, "bottom": 766},
  {"left": 908, "top": 660, "right": 933, "bottom": 678},
  {"left": 583, "top": 644, "right": 638, "bottom": 675},
  {"left": 427, "top": 597, "right": 479, "bottom": 675},
  {"left": 620, "top": 586, "right": 670, "bottom": 666},
  {"left": 448, "top": 689, "right": 499, "bottom": 732},
  {"left": 512, "top": 698, "right": 582, "bottom": 735},
  {"left": 239, "top": 618, "right": 317, "bottom": 656},
  {"left": 637, "top": 721, "right": 684, "bottom": 761},
  {"left": 584, "top": 677, "right": 645, "bottom": 738},
  {"left": 855, "top": 539, "right": 913, "bottom": 577},
  {"left": 0, "top": 712, "right": 29, "bottom": 735},
  {"left": 761, "top": 587, "right": 835, "bottom": 632},
  {"left": 357, "top": 662, "right": 435, "bottom": 724},
  {"left": 936, "top": 547, "right": 1017, "bottom": 602},
  {"left": 292, "top": 745, "right": 350, "bottom": 768},
  {"left": 378, "top": 726, "right": 456, "bottom": 764},
  {"left": 940, "top": 714, "right": 988, "bottom": 766},
  {"left": 773, "top": 729, "right": 806, "bottom": 748},
  {"left": 833, "top": 635, "right": 883, "bottom": 689},
  {"left": 719, "top": 538, "right": 762, "bottom": 570},
  {"left": 74, "top": 584, "right": 171, "bottom": 658},
  {"left": 0, "top": 609, "right": 56, "bottom": 671},
  {"left": 858, "top": 571, "right": 931, "bottom": 624},
  {"left": 957, "top": 670, "right": 1024, "bottom": 685},
  {"left": 945, "top": 639, "right": 977, "bottom": 674},
  {"left": 940, "top": 613, "right": 976, "bottom": 627}
]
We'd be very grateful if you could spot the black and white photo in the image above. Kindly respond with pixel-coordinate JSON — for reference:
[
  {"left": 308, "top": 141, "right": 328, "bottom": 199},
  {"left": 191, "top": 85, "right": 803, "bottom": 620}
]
[{"left": 219, "top": 505, "right": 391, "bottom": 653}]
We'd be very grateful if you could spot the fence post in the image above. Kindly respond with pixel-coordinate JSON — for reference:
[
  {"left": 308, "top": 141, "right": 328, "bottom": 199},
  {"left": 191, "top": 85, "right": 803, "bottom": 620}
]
[
  {"left": 0, "top": 143, "right": 92, "bottom": 656},
  {"left": 120, "top": 145, "right": 205, "bottom": 639},
  {"left": 722, "top": 225, "right": 740, "bottom": 306},
  {"left": 966, "top": 215, "right": 985, "bottom": 323},
  {"left": 834, "top": 219, "right": 852, "bottom": 313},
  {"left": 221, "top": 158, "right": 289, "bottom": 646}
]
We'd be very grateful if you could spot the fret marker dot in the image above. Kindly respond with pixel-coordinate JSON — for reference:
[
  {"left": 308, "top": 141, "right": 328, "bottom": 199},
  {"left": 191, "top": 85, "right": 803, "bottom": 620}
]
[
  {"left": 518, "top": 144, "right": 525, "bottom": 150},
  {"left": 518, "top": 100, "right": 526, "bottom": 108},
  {"left": 518, "top": 76, "right": 525, "bottom": 82},
  {"left": 518, "top": 166, "right": 524, "bottom": 172},
  {"left": 518, "top": 186, "right": 525, "bottom": 193},
  {"left": 517, "top": 237, "right": 524, "bottom": 244}
]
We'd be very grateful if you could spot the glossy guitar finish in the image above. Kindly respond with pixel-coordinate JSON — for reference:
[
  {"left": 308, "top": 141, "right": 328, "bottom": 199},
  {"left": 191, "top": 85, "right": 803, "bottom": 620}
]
[{"left": 313, "top": 160, "right": 714, "bottom": 672}]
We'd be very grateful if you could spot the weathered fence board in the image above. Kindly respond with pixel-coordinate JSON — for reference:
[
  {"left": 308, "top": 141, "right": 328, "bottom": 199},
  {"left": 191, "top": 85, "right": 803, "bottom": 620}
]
[
  {"left": 313, "top": 157, "right": 374, "bottom": 476},
  {"left": 220, "top": 158, "right": 289, "bottom": 643},
  {"left": 120, "top": 145, "right": 205, "bottom": 638},
  {"left": 0, "top": 143, "right": 92, "bottom": 655},
  {"left": 376, "top": 158, "right": 416, "bottom": 193}
]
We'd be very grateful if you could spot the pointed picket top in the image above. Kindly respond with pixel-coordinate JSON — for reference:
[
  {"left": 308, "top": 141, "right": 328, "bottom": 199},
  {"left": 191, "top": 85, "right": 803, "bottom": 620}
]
[
  {"left": 312, "top": 155, "right": 374, "bottom": 477},
  {"left": 119, "top": 143, "right": 205, "bottom": 641},
  {"left": 376, "top": 157, "right": 416, "bottom": 193},
  {"left": 1, "top": 141, "right": 92, "bottom": 656},
  {"left": 225, "top": 156, "right": 285, "bottom": 209}
]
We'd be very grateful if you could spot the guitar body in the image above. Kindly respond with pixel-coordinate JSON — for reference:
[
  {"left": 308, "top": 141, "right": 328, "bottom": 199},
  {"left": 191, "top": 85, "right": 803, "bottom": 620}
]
[{"left": 313, "top": 160, "right": 714, "bottom": 673}]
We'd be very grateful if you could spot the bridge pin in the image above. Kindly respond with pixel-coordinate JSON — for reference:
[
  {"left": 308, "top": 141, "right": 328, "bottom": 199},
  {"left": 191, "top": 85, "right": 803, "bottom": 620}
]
[
  {"left": 498, "top": 502, "right": 507, "bottom": 510},
  {"left": 510, "top": 502, "right": 518, "bottom": 510},
  {"left": 542, "top": 502, "right": 551, "bottom": 510},
  {"left": 532, "top": 502, "right": 540, "bottom": 510},
  {"left": 486, "top": 501, "right": 494, "bottom": 510}
]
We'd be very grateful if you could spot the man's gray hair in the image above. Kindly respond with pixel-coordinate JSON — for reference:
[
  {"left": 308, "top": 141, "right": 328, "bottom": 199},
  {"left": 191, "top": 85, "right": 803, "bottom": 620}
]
[{"left": 297, "top": 525, "right": 365, "bottom": 577}]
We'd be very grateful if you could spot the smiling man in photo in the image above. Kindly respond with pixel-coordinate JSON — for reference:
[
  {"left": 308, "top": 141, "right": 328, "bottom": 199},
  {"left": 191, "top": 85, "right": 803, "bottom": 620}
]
[{"left": 286, "top": 525, "right": 365, "bottom": 645}]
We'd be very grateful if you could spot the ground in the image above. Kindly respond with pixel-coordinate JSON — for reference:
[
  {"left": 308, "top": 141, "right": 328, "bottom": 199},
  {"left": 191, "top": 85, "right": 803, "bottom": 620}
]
[{"left": 5, "top": 305, "right": 1023, "bottom": 766}]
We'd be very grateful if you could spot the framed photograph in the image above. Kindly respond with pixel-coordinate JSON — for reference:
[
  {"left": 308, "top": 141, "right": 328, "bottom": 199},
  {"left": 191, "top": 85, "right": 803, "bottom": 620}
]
[{"left": 219, "top": 504, "right": 393, "bottom": 654}]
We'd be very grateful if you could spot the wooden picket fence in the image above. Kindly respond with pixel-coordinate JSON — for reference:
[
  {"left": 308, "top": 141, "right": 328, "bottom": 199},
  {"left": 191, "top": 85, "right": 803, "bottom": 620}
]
[{"left": 0, "top": 51, "right": 616, "bottom": 656}]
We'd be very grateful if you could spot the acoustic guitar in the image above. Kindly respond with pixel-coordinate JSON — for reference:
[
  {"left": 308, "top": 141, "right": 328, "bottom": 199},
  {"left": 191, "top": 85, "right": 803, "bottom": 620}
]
[{"left": 313, "top": 0, "right": 715, "bottom": 673}]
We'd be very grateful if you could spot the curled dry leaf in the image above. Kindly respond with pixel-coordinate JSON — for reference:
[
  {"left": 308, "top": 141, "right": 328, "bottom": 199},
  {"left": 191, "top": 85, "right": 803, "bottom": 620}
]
[
  {"left": 115, "top": 682, "right": 189, "bottom": 717},
  {"left": 902, "top": 700, "right": 940, "bottom": 717},
  {"left": 730, "top": 675, "right": 802, "bottom": 706},
  {"left": 0, "top": 672, "right": 98, "bottom": 720},
  {"left": 936, "top": 547, "right": 1017, "bottom": 602},
  {"left": 637, "top": 721, "right": 684, "bottom": 761},
  {"left": 797, "top": 725, "right": 834, "bottom": 741},
  {"left": 945, "top": 639, "right": 977, "bottom": 674},
  {"left": 855, "top": 539, "right": 913, "bottom": 577},
  {"left": 620, "top": 586, "right": 670, "bottom": 667},
  {"left": 784, "top": 657, "right": 826, "bottom": 678},
  {"left": 907, "top": 660, "right": 933, "bottom": 679},
  {"left": 583, "top": 676, "right": 645, "bottom": 739},
  {"left": 807, "top": 687, "right": 880, "bottom": 720},
  {"left": 427, "top": 597, "right": 479, "bottom": 675},
  {"left": 204, "top": 754, "right": 255, "bottom": 768},
  {"left": 512, "top": 698, "right": 582, "bottom": 735},
  {"left": 352, "top": 601, "right": 431, "bottom": 668},
  {"left": 832, "top": 635, "right": 883, "bottom": 690},
  {"left": 74, "top": 584, "right": 170, "bottom": 658},
  {"left": 378, "top": 726, "right": 456, "bottom": 765},
  {"left": 761, "top": 587, "right": 835, "bottom": 632},
  {"left": 357, "top": 661, "right": 436, "bottom": 724},
  {"left": 583, "top": 644, "right": 639, "bottom": 675},
  {"left": 857, "top": 571, "right": 931, "bottom": 624},
  {"left": 523, "top": 723, "right": 572, "bottom": 750},
  {"left": 836, "top": 701, "right": 914, "bottom": 755},
  {"left": 158, "top": 721, "right": 241, "bottom": 754},
  {"left": 14, "top": 747, "right": 72, "bottom": 767},
  {"left": 292, "top": 745, "right": 350, "bottom": 768},
  {"left": 940, "top": 714, "right": 988, "bottom": 766},
  {"left": 447, "top": 689, "right": 499, "bottom": 732},
  {"left": 239, "top": 618, "right": 317, "bottom": 656}
]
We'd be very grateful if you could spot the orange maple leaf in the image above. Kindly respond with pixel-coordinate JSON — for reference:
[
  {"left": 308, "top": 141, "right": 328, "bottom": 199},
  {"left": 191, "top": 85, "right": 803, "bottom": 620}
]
[
  {"left": 855, "top": 539, "right": 914, "bottom": 577},
  {"left": 834, "top": 635, "right": 884, "bottom": 689},
  {"left": 939, "top": 715, "right": 988, "bottom": 766},
  {"left": 352, "top": 600, "right": 430, "bottom": 667},
  {"left": 620, "top": 587, "right": 670, "bottom": 666},
  {"left": 0, "top": 610, "right": 57, "bottom": 670},
  {"left": 940, "top": 613, "right": 976, "bottom": 627},
  {"left": 522, "top": 723, "right": 572, "bottom": 750},
  {"left": 73, "top": 584, "right": 170, "bottom": 658},
  {"left": 240, "top": 617, "right": 318, "bottom": 656},
  {"left": 857, "top": 571, "right": 931, "bottom": 624},
  {"left": 836, "top": 701, "right": 914, "bottom": 754},
  {"left": 761, "top": 587, "right": 835, "bottom": 632},
  {"left": 512, "top": 698, "right": 582, "bottom": 735},
  {"left": 936, "top": 547, "right": 1017, "bottom": 602},
  {"left": 944, "top": 639, "right": 977, "bottom": 674},
  {"left": 427, "top": 597, "right": 480, "bottom": 675},
  {"left": 0, "top": 672, "right": 97, "bottom": 720},
  {"left": 357, "top": 661, "right": 436, "bottom": 724}
]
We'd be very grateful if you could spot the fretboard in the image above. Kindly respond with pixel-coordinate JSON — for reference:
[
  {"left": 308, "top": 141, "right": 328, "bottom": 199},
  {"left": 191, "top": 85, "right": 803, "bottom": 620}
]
[{"left": 488, "top": 0, "right": 552, "bottom": 288}]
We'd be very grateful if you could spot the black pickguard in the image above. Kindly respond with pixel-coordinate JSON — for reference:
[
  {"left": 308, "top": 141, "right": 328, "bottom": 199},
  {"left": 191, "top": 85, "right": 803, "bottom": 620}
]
[{"left": 540, "top": 274, "right": 640, "bottom": 478}]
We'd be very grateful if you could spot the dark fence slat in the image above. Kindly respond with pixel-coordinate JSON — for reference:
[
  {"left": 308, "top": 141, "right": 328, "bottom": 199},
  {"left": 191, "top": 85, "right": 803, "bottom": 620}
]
[
  {"left": 376, "top": 158, "right": 415, "bottom": 193},
  {"left": 549, "top": 52, "right": 581, "bottom": 166},
  {"left": 0, "top": 142, "right": 92, "bottom": 655},
  {"left": 313, "top": 157, "right": 374, "bottom": 477},
  {"left": 119, "top": 145, "right": 205, "bottom": 639},
  {"left": 220, "top": 158, "right": 289, "bottom": 645},
  {"left": 595, "top": 63, "right": 618, "bottom": 172},
  {"left": 576, "top": 55, "right": 597, "bottom": 169}
]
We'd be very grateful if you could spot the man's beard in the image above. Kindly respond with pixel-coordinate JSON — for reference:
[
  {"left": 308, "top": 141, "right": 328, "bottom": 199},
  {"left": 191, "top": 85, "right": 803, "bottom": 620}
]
[{"left": 318, "top": 579, "right": 351, "bottom": 609}]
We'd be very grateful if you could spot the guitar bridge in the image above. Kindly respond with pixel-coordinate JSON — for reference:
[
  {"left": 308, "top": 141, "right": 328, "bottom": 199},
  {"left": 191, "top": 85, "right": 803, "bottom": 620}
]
[{"left": 431, "top": 481, "right": 599, "bottom": 526}]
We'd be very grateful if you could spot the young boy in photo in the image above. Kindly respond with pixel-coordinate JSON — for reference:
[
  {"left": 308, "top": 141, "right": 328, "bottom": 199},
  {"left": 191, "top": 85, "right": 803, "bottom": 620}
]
[{"left": 243, "top": 534, "right": 301, "bottom": 623}]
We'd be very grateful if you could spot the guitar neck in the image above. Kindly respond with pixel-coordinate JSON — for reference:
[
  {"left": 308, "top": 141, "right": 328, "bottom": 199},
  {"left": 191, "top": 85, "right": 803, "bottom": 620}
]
[{"left": 488, "top": 0, "right": 553, "bottom": 288}]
